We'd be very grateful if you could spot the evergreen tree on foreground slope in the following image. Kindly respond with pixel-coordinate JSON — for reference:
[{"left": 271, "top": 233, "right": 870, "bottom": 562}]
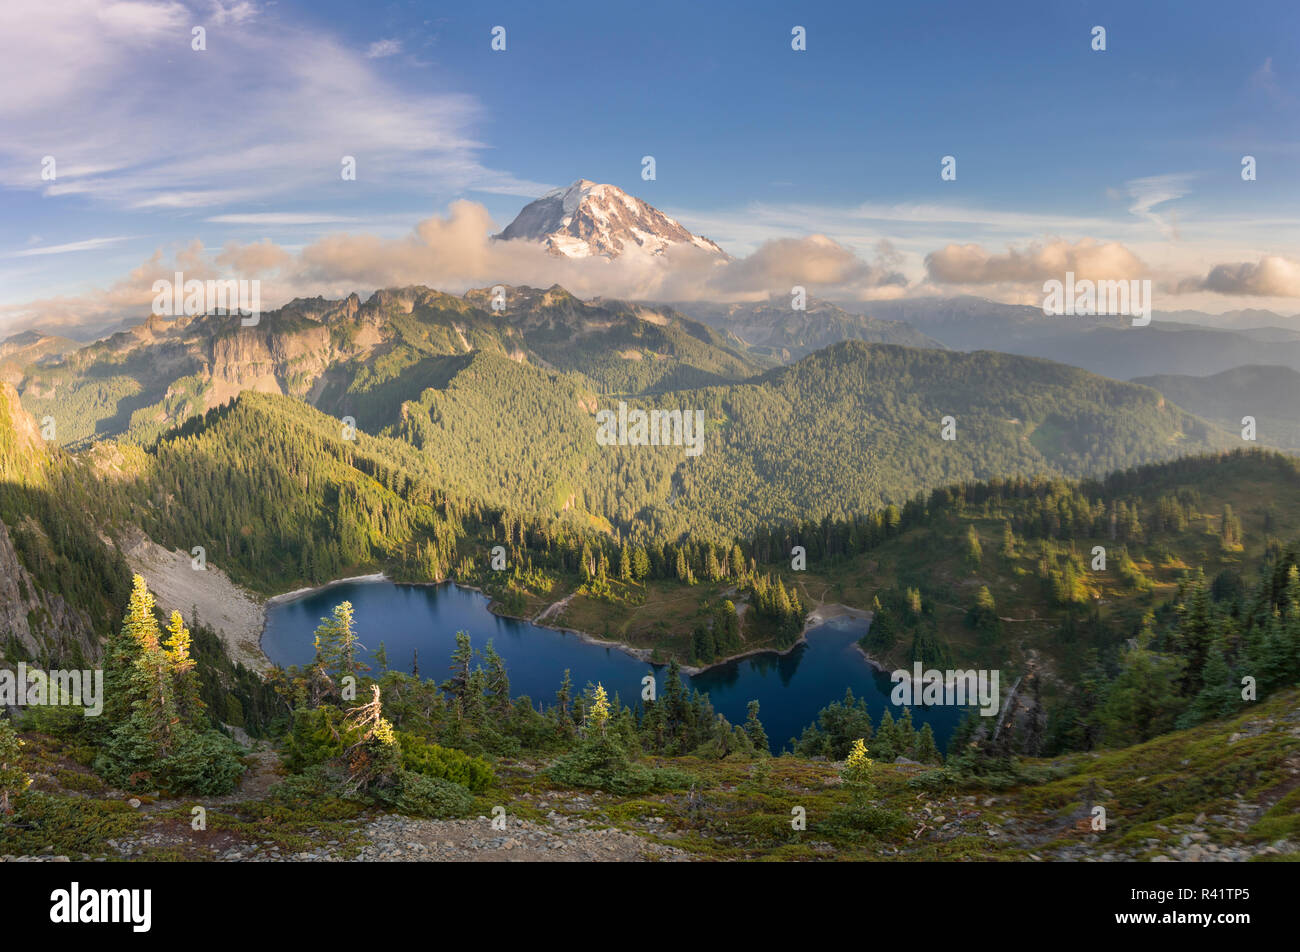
[{"left": 95, "top": 575, "right": 244, "bottom": 795}]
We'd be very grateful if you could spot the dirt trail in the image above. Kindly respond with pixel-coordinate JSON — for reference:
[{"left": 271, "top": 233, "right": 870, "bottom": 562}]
[{"left": 533, "top": 593, "right": 575, "bottom": 624}]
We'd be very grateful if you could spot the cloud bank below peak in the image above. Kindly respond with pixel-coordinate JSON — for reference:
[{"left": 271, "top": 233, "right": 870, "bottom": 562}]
[
  {"left": 8, "top": 200, "right": 1300, "bottom": 337},
  {"left": 0, "top": 200, "right": 915, "bottom": 334}
]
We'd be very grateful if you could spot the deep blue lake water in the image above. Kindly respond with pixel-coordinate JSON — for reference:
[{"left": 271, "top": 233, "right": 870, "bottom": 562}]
[{"left": 261, "top": 580, "right": 962, "bottom": 753}]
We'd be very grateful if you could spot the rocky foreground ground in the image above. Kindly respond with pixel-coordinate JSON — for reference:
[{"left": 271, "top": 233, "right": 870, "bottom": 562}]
[
  {"left": 5, "top": 811, "right": 691, "bottom": 863},
  {"left": 5, "top": 692, "right": 1299, "bottom": 863}
]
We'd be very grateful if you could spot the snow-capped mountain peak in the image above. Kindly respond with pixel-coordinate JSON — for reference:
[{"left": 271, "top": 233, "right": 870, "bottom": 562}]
[{"left": 496, "top": 179, "right": 727, "bottom": 259}]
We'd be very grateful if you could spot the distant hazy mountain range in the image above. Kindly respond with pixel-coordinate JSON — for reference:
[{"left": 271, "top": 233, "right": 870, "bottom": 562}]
[
  {"left": 1156, "top": 308, "right": 1300, "bottom": 332},
  {"left": 805, "top": 296, "right": 1300, "bottom": 381},
  {"left": 1133, "top": 365, "right": 1300, "bottom": 451},
  {"left": 676, "top": 297, "right": 942, "bottom": 362}
]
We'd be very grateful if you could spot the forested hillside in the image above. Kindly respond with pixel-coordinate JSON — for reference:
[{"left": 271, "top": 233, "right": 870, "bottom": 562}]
[
  {"left": 391, "top": 340, "right": 1230, "bottom": 538},
  {"left": 1135, "top": 365, "right": 1300, "bottom": 451},
  {"left": 0, "top": 383, "right": 130, "bottom": 660},
  {"left": 763, "top": 450, "right": 1300, "bottom": 756},
  {"left": 14, "top": 285, "right": 761, "bottom": 449}
]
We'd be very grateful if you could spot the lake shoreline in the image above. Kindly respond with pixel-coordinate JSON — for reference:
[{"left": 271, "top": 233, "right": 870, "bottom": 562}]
[
  {"left": 264, "top": 573, "right": 389, "bottom": 607},
  {"left": 510, "top": 594, "right": 876, "bottom": 676},
  {"left": 258, "top": 576, "right": 877, "bottom": 678}
]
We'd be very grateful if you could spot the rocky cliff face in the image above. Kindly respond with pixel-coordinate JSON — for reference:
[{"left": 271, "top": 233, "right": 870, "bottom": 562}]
[
  {"left": 206, "top": 321, "right": 333, "bottom": 403},
  {"left": 0, "top": 517, "right": 102, "bottom": 663},
  {"left": 0, "top": 380, "right": 45, "bottom": 483},
  {"left": 0, "top": 383, "right": 105, "bottom": 663}
]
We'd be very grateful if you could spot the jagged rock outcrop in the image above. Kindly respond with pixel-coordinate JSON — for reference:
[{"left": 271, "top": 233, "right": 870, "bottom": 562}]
[
  {"left": 0, "top": 382, "right": 103, "bottom": 662},
  {"left": 0, "top": 380, "right": 44, "bottom": 482},
  {"left": 0, "top": 517, "right": 101, "bottom": 663}
]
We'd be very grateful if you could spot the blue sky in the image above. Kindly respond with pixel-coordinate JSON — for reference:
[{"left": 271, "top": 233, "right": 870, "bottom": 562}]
[{"left": 2, "top": 0, "right": 1297, "bottom": 331}]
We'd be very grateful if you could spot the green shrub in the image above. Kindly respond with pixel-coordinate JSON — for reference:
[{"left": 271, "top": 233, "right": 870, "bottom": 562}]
[
  {"left": 375, "top": 770, "right": 475, "bottom": 818},
  {"left": 54, "top": 769, "right": 106, "bottom": 793},
  {"left": 548, "top": 735, "right": 696, "bottom": 796},
  {"left": 160, "top": 731, "right": 245, "bottom": 795},
  {"left": 396, "top": 733, "right": 494, "bottom": 792},
  {"left": 0, "top": 791, "right": 138, "bottom": 857},
  {"left": 833, "top": 803, "right": 905, "bottom": 835},
  {"left": 0, "top": 717, "right": 30, "bottom": 812},
  {"left": 647, "top": 765, "right": 699, "bottom": 791},
  {"left": 17, "top": 703, "right": 87, "bottom": 738},
  {"left": 96, "top": 726, "right": 244, "bottom": 796},
  {"left": 282, "top": 705, "right": 349, "bottom": 772},
  {"left": 266, "top": 766, "right": 335, "bottom": 803},
  {"left": 548, "top": 736, "right": 653, "bottom": 794},
  {"left": 65, "top": 744, "right": 98, "bottom": 768},
  {"left": 259, "top": 767, "right": 369, "bottom": 822}
]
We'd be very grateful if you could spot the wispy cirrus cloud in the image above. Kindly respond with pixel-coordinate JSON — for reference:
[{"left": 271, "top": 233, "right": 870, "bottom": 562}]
[
  {"left": 209, "top": 0, "right": 257, "bottom": 26},
  {"left": 0, "top": 0, "right": 548, "bottom": 213},
  {"left": 366, "top": 39, "right": 402, "bottom": 59},
  {"left": 205, "top": 213, "right": 360, "bottom": 225},
  {"left": 1124, "top": 173, "right": 1196, "bottom": 240},
  {"left": 12, "top": 236, "right": 134, "bottom": 257}
]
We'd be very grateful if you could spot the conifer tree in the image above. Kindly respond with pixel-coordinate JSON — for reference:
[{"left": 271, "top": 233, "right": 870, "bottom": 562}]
[
  {"left": 313, "top": 601, "right": 368, "bottom": 690},
  {"left": 1174, "top": 573, "right": 1215, "bottom": 694},
  {"left": 743, "top": 700, "right": 769, "bottom": 754},
  {"left": 1220, "top": 504, "right": 1243, "bottom": 551},
  {"left": 691, "top": 624, "right": 715, "bottom": 664},
  {"left": 0, "top": 719, "right": 30, "bottom": 814},
  {"left": 587, "top": 683, "right": 612, "bottom": 736},
  {"left": 1178, "top": 638, "right": 1240, "bottom": 727},
  {"left": 965, "top": 525, "right": 983, "bottom": 568},
  {"left": 914, "top": 722, "right": 941, "bottom": 764},
  {"left": 1099, "top": 637, "right": 1187, "bottom": 745},
  {"left": 101, "top": 574, "right": 160, "bottom": 724},
  {"left": 896, "top": 705, "right": 917, "bottom": 755},
  {"left": 130, "top": 614, "right": 183, "bottom": 759},
  {"left": 482, "top": 640, "right": 511, "bottom": 716},
  {"left": 632, "top": 546, "right": 650, "bottom": 580},
  {"left": 730, "top": 544, "right": 745, "bottom": 581},
  {"left": 841, "top": 738, "right": 876, "bottom": 806},
  {"left": 874, "top": 708, "right": 899, "bottom": 761},
  {"left": 706, "top": 547, "right": 722, "bottom": 582},
  {"left": 442, "top": 631, "right": 474, "bottom": 713},
  {"left": 97, "top": 575, "right": 243, "bottom": 794},
  {"left": 555, "top": 669, "right": 575, "bottom": 737},
  {"left": 164, "top": 610, "right": 204, "bottom": 728},
  {"left": 341, "top": 685, "right": 399, "bottom": 793},
  {"left": 999, "top": 522, "right": 1017, "bottom": 562}
]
